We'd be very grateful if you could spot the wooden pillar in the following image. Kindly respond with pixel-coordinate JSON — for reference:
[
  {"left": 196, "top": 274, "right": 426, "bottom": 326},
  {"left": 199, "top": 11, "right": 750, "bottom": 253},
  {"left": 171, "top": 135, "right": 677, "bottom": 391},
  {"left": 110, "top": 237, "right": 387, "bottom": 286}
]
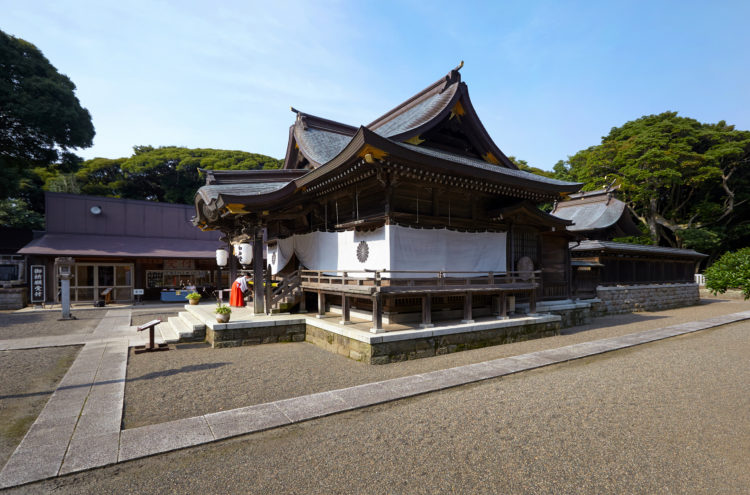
[
  {"left": 462, "top": 292, "right": 474, "bottom": 324},
  {"left": 420, "top": 293, "right": 433, "bottom": 328},
  {"left": 265, "top": 264, "right": 272, "bottom": 315},
  {"left": 316, "top": 291, "right": 326, "bottom": 318},
  {"left": 370, "top": 292, "right": 383, "bottom": 333},
  {"left": 339, "top": 294, "right": 351, "bottom": 325},
  {"left": 252, "top": 229, "right": 265, "bottom": 314},
  {"left": 499, "top": 293, "right": 508, "bottom": 319},
  {"left": 299, "top": 290, "right": 307, "bottom": 313}
]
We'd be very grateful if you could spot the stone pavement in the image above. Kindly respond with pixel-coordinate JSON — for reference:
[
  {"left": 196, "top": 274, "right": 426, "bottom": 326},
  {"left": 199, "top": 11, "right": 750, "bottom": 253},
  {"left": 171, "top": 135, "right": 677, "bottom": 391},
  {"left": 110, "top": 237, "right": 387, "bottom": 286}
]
[{"left": 1, "top": 309, "right": 749, "bottom": 489}]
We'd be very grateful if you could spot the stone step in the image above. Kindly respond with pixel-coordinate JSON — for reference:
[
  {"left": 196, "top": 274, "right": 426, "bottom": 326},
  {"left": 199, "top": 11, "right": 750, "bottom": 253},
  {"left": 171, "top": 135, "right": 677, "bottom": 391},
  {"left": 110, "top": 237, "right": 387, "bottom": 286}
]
[
  {"left": 167, "top": 316, "right": 193, "bottom": 341},
  {"left": 184, "top": 303, "right": 208, "bottom": 322},
  {"left": 179, "top": 311, "right": 206, "bottom": 334},
  {"left": 157, "top": 322, "right": 179, "bottom": 343}
]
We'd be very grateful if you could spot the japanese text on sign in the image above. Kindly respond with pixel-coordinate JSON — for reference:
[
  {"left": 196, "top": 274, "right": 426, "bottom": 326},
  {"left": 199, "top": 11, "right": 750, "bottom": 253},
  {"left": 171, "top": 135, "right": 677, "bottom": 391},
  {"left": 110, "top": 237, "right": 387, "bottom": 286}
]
[{"left": 30, "top": 265, "right": 45, "bottom": 303}]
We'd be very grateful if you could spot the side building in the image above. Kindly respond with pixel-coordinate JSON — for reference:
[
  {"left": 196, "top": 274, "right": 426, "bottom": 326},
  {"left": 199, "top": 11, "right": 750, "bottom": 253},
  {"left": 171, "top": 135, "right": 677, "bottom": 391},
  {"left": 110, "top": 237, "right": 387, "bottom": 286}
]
[
  {"left": 551, "top": 187, "right": 707, "bottom": 312},
  {"left": 19, "top": 192, "right": 224, "bottom": 305}
]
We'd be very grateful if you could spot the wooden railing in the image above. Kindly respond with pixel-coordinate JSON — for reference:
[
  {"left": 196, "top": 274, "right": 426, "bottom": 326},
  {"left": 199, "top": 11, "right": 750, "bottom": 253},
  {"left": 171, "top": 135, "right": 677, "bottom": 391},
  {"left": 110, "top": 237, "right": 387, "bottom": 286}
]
[
  {"left": 269, "top": 269, "right": 301, "bottom": 307},
  {"left": 299, "top": 269, "right": 541, "bottom": 293}
]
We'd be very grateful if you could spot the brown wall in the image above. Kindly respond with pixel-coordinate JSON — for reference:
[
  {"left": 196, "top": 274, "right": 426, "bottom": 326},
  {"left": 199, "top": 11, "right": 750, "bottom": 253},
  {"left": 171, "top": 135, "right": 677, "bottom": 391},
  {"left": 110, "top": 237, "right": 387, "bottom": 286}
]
[{"left": 45, "top": 192, "right": 216, "bottom": 241}]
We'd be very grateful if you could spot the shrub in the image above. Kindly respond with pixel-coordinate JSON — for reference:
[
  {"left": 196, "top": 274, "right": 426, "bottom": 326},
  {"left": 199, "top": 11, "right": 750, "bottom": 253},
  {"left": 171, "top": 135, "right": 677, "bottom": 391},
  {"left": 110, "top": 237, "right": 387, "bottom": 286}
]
[
  {"left": 185, "top": 292, "right": 201, "bottom": 300},
  {"left": 704, "top": 248, "right": 750, "bottom": 299},
  {"left": 214, "top": 304, "right": 232, "bottom": 315}
]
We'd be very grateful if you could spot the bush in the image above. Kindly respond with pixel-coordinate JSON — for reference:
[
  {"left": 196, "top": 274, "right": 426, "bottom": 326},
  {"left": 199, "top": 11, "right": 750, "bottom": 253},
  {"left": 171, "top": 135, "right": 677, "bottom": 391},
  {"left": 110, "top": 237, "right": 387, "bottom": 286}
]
[
  {"left": 704, "top": 248, "right": 750, "bottom": 299},
  {"left": 214, "top": 304, "right": 232, "bottom": 315}
]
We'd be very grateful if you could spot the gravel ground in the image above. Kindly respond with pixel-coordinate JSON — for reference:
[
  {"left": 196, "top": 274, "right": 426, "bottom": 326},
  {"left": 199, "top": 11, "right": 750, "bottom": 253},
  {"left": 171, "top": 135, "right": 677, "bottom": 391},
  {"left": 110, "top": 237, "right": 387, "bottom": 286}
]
[
  {"left": 0, "top": 346, "right": 80, "bottom": 466},
  {"left": 18, "top": 318, "right": 750, "bottom": 494},
  {"left": 123, "top": 297, "right": 750, "bottom": 428},
  {"left": 0, "top": 312, "right": 101, "bottom": 340}
]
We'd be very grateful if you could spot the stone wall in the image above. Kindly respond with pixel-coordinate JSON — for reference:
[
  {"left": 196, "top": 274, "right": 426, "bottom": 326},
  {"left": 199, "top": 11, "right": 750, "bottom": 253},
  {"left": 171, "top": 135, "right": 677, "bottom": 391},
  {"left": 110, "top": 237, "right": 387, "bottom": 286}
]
[
  {"left": 0, "top": 288, "right": 26, "bottom": 310},
  {"left": 592, "top": 283, "right": 700, "bottom": 315},
  {"left": 306, "top": 319, "right": 560, "bottom": 365},
  {"left": 206, "top": 322, "right": 306, "bottom": 348}
]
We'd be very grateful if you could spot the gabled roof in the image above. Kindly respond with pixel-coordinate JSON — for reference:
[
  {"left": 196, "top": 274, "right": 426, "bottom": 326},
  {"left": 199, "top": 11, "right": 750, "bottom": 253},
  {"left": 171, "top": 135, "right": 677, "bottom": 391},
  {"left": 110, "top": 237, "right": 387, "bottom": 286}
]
[
  {"left": 196, "top": 66, "right": 584, "bottom": 227},
  {"left": 552, "top": 188, "right": 641, "bottom": 236},
  {"left": 367, "top": 67, "right": 462, "bottom": 138},
  {"left": 285, "top": 111, "right": 357, "bottom": 169},
  {"left": 283, "top": 63, "right": 518, "bottom": 171}
]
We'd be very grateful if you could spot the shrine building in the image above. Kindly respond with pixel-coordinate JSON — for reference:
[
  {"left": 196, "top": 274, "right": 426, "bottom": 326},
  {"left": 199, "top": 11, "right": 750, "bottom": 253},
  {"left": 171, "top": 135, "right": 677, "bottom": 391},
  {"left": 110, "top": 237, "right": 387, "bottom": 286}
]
[{"left": 193, "top": 64, "right": 583, "bottom": 332}]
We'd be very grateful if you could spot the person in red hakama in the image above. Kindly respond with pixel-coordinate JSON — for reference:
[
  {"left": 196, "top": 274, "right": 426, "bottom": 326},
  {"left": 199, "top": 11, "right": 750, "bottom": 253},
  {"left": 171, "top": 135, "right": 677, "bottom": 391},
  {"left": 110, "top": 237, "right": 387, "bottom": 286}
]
[{"left": 229, "top": 274, "right": 251, "bottom": 307}]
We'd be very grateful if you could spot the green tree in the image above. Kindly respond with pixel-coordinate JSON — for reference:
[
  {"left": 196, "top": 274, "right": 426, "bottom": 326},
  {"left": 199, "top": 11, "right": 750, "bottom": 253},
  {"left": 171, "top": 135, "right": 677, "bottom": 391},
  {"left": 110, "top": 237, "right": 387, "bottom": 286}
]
[
  {"left": 508, "top": 156, "right": 555, "bottom": 179},
  {"left": 554, "top": 112, "right": 750, "bottom": 255},
  {"left": 704, "top": 247, "right": 750, "bottom": 299},
  {"left": 0, "top": 29, "right": 94, "bottom": 227},
  {"left": 75, "top": 147, "right": 282, "bottom": 204},
  {"left": 0, "top": 198, "right": 44, "bottom": 229}
]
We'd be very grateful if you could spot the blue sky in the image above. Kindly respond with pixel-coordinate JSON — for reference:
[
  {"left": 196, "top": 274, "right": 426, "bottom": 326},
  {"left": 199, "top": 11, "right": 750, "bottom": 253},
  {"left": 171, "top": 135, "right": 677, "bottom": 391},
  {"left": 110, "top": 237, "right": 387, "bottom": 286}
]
[{"left": 3, "top": 1, "right": 749, "bottom": 170}]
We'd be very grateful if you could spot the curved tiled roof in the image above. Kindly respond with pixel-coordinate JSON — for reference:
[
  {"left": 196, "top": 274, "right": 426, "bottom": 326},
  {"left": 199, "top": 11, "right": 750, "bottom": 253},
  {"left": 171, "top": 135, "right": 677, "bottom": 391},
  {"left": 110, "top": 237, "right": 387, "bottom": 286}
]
[
  {"left": 197, "top": 182, "right": 290, "bottom": 204},
  {"left": 553, "top": 198, "right": 628, "bottom": 231},
  {"left": 295, "top": 126, "right": 353, "bottom": 165},
  {"left": 397, "top": 143, "right": 579, "bottom": 187},
  {"left": 370, "top": 84, "right": 458, "bottom": 138}
]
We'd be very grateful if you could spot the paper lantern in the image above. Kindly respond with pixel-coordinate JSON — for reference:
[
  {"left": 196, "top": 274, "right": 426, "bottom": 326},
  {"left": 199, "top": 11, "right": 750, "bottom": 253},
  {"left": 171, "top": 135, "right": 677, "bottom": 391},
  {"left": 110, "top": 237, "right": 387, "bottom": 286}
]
[
  {"left": 238, "top": 243, "right": 253, "bottom": 265},
  {"left": 215, "top": 249, "right": 228, "bottom": 267}
]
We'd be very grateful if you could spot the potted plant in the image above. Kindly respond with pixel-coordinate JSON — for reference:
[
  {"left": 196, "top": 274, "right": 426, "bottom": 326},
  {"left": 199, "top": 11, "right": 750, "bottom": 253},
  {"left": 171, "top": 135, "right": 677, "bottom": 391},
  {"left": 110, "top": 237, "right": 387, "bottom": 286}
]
[
  {"left": 185, "top": 292, "right": 202, "bottom": 305},
  {"left": 214, "top": 303, "right": 231, "bottom": 323}
]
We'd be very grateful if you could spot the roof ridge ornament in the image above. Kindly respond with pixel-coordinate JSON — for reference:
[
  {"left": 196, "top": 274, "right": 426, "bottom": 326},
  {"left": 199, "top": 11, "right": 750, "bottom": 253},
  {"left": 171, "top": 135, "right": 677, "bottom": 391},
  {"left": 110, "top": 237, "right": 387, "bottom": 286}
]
[{"left": 442, "top": 61, "right": 464, "bottom": 93}]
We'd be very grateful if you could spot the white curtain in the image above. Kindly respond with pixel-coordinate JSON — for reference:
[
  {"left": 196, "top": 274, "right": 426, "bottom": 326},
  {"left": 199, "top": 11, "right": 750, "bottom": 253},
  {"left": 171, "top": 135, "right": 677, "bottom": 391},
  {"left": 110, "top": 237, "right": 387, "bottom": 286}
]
[{"left": 269, "top": 225, "right": 506, "bottom": 278}]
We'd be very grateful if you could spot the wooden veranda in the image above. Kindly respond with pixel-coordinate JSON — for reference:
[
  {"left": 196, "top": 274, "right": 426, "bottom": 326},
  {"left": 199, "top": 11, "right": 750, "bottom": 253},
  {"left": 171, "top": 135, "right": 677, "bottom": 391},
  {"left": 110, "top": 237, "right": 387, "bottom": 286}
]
[{"left": 299, "top": 269, "right": 540, "bottom": 332}]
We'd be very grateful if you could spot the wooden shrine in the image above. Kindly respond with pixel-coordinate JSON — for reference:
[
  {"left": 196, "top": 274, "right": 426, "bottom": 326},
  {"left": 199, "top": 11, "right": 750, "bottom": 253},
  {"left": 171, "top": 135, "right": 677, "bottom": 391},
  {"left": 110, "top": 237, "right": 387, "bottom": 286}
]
[{"left": 194, "top": 64, "right": 583, "bottom": 331}]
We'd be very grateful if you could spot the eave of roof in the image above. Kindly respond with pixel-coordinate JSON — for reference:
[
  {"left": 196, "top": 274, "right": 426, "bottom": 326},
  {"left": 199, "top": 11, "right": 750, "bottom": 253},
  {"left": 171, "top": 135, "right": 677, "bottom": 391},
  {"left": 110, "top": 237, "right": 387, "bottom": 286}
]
[
  {"left": 203, "top": 169, "right": 307, "bottom": 185},
  {"left": 495, "top": 201, "right": 575, "bottom": 226},
  {"left": 295, "top": 126, "right": 581, "bottom": 195},
  {"left": 571, "top": 240, "right": 707, "bottom": 258},
  {"left": 18, "top": 233, "right": 220, "bottom": 259},
  {"left": 553, "top": 198, "right": 628, "bottom": 231}
]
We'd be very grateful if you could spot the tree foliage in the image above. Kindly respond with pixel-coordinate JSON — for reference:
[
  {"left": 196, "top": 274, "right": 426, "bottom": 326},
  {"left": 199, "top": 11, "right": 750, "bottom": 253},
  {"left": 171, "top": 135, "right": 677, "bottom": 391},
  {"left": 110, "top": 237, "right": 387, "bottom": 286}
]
[
  {"left": 0, "top": 29, "right": 95, "bottom": 228},
  {"left": 554, "top": 112, "right": 750, "bottom": 256},
  {"left": 75, "top": 146, "right": 282, "bottom": 204},
  {"left": 704, "top": 247, "right": 750, "bottom": 299}
]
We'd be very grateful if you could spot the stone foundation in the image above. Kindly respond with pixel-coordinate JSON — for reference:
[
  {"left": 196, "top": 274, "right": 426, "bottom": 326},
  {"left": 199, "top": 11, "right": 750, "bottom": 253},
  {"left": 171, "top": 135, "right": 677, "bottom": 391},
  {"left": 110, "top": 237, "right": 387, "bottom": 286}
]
[
  {"left": 0, "top": 288, "right": 26, "bottom": 310},
  {"left": 592, "top": 283, "right": 700, "bottom": 315},
  {"left": 306, "top": 319, "right": 560, "bottom": 365},
  {"left": 206, "top": 322, "right": 306, "bottom": 348}
]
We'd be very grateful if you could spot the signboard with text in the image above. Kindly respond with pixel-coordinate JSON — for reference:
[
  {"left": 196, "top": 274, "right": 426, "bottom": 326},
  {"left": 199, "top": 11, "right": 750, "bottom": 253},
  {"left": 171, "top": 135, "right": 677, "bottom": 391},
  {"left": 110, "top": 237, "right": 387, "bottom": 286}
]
[{"left": 30, "top": 265, "right": 45, "bottom": 303}]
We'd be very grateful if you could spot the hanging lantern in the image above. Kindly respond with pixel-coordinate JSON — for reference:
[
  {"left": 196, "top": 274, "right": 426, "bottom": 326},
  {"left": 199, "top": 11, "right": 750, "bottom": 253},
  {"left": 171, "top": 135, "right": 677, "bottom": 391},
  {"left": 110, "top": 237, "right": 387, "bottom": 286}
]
[
  {"left": 215, "top": 249, "right": 228, "bottom": 267},
  {"left": 238, "top": 243, "right": 253, "bottom": 265}
]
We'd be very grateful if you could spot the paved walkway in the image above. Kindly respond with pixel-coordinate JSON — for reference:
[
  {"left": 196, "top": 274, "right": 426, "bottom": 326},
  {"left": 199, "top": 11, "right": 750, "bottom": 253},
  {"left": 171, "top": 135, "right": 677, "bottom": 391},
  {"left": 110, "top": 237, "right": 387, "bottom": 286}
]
[{"left": 1, "top": 309, "right": 749, "bottom": 489}]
